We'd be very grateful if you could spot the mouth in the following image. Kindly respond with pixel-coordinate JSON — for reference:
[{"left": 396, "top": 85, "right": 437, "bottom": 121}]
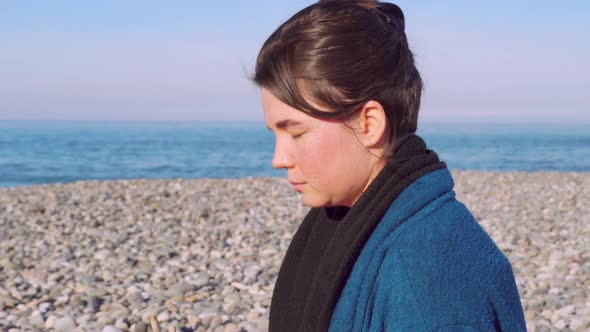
[{"left": 289, "top": 181, "right": 305, "bottom": 191}]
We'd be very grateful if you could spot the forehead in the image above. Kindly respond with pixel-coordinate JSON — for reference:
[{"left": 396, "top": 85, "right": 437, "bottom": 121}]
[{"left": 261, "top": 88, "right": 310, "bottom": 127}]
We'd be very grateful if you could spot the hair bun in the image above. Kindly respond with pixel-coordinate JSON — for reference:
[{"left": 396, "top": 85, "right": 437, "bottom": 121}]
[{"left": 377, "top": 2, "right": 405, "bottom": 33}]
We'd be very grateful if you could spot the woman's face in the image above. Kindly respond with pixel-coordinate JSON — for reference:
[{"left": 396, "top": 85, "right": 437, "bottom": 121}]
[{"left": 262, "top": 88, "right": 379, "bottom": 208}]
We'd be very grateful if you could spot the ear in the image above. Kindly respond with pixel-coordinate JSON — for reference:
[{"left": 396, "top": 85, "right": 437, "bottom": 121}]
[{"left": 352, "top": 100, "right": 388, "bottom": 148}]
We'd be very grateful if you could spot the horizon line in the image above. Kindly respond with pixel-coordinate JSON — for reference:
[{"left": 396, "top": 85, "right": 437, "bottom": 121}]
[{"left": 1, "top": 118, "right": 589, "bottom": 126}]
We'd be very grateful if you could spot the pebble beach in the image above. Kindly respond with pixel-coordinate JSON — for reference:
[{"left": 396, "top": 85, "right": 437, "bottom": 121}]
[{"left": 0, "top": 171, "right": 588, "bottom": 332}]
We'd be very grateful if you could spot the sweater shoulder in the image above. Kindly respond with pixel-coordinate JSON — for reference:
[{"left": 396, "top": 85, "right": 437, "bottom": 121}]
[
  {"left": 381, "top": 198, "right": 518, "bottom": 330},
  {"left": 392, "top": 197, "right": 512, "bottom": 271}
]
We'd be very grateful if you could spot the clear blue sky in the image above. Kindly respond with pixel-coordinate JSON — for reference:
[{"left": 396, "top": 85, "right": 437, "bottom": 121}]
[{"left": 1, "top": 1, "right": 588, "bottom": 123}]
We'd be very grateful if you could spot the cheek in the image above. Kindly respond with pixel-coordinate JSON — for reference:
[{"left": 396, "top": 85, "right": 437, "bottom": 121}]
[
  {"left": 295, "top": 129, "right": 356, "bottom": 179},
  {"left": 294, "top": 140, "right": 324, "bottom": 174}
]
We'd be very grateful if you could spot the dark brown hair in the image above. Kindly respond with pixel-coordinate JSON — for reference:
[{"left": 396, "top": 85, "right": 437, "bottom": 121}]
[{"left": 254, "top": 0, "right": 422, "bottom": 156}]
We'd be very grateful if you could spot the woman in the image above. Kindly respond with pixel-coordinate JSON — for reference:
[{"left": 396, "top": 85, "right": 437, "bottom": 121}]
[{"left": 254, "top": 1, "right": 526, "bottom": 331}]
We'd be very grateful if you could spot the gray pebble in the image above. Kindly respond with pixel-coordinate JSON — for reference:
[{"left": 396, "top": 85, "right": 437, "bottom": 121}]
[
  {"left": 54, "top": 316, "right": 76, "bottom": 331},
  {"left": 29, "top": 311, "right": 44, "bottom": 327},
  {"left": 156, "top": 311, "right": 170, "bottom": 322},
  {"left": 38, "top": 302, "right": 52, "bottom": 313},
  {"left": 210, "top": 315, "right": 222, "bottom": 328},
  {"left": 194, "top": 273, "right": 210, "bottom": 288},
  {"left": 127, "top": 292, "right": 144, "bottom": 304},
  {"left": 88, "top": 296, "right": 104, "bottom": 312},
  {"left": 569, "top": 318, "right": 586, "bottom": 331},
  {"left": 224, "top": 323, "right": 240, "bottom": 332},
  {"left": 45, "top": 315, "right": 57, "bottom": 329},
  {"left": 134, "top": 321, "right": 148, "bottom": 332},
  {"left": 103, "top": 326, "right": 123, "bottom": 332},
  {"left": 166, "top": 281, "right": 197, "bottom": 297}
]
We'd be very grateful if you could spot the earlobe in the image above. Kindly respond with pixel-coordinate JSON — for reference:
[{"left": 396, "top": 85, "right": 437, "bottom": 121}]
[{"left": 357, "top": 100, "right": 388, "bottom": 148}]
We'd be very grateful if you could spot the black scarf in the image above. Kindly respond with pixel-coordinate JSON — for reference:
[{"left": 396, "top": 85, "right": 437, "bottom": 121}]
[{"left": 269, "top": 134, "right": 446, "bottom": 331}]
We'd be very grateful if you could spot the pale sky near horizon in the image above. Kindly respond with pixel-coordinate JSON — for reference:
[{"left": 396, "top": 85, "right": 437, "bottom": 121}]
[{"left": 1, "top": 1, "right": 589, "bottom": 124}]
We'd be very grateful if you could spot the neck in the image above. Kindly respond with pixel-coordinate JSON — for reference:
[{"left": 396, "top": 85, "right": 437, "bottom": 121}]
[{"left": 346, "top": 157, "right": 387, "bottom": 207}]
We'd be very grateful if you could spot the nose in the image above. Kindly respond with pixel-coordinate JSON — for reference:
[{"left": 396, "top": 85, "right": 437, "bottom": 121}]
[{"left": 271, "top": 137, "right": 293, "bottom": 169}]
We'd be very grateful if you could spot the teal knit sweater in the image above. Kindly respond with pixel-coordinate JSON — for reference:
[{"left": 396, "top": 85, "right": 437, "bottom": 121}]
[{"left": 329, "top": 169, "right": 526, "bottom": 331}]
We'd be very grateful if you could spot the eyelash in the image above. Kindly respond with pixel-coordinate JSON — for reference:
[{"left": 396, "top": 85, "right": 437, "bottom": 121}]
[{"left": 291, "top": 132, "right": 304, "bottom": 139}]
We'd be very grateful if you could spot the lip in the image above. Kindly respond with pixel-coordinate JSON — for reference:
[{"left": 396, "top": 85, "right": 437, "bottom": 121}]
[{"left": 289, "top": 181, "right": 305, "bottom": 191}]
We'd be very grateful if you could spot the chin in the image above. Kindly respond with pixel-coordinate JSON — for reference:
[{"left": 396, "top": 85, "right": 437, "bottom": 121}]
[
  {"left": 301, "top": 200, "right": 325, "bottom": 208},
  {"left": 301, "top": 194, "right": 347, "bottom": 208},
  {"left": 301, "top": 195, "right": 329, "bottom": 208}
]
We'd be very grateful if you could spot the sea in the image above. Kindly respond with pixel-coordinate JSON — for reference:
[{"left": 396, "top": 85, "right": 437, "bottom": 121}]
[{"left": 1, "top": 121, "right": 588, "bottom": 188}]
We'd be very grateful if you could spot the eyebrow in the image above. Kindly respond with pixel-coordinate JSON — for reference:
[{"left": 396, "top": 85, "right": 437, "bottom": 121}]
[{"left": 267, "top": 119, "right": 303, "bottom": 131}]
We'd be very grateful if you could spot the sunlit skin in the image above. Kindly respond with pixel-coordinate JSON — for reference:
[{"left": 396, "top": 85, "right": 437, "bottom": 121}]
[{"left": 261, "top": 88, "right": 388, "bottom": 208}]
